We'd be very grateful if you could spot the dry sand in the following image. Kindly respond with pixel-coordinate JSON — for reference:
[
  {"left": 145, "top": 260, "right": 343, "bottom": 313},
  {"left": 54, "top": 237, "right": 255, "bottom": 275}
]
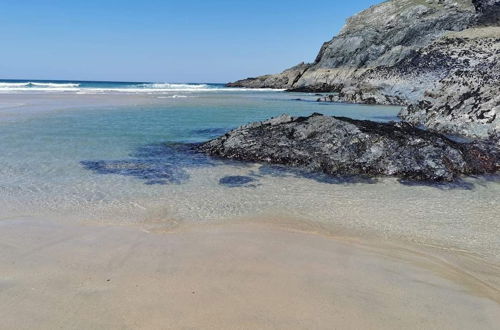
[{"left": 0, "top": 217, "right": 499, "bottom": 330}]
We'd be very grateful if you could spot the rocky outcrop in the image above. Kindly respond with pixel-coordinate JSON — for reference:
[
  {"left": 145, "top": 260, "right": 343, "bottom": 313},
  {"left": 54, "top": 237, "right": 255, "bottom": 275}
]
[
  {"left": 227, "top": 0, "right": 500, "bottom": 139},
  {"left": 316, "top": 28, "right": 500, "bottom": 138},
  {"left": 199, "top": 114, "right": 499, "bottom": 182},
  {"left": 230, "top": 0, "right": 478, "bottom": 90},
  {"left": 399, "top": 29, "right": 500, "bottom": 137},
  {"left": 226, "top": 63, "right": 311, "bottom": 89}
]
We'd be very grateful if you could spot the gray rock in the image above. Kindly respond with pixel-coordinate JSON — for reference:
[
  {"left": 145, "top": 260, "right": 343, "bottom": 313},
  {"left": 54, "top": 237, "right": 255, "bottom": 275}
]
[
  {"left": 473, "top": 0, "right": 500, "bottom": 24},
  {"left": 227, "top": 0, "right": 500, "bottom": 139},
  {"left": 199, "top": 114, "right": 500, "bottom": 182},
  {"left": 398, "top": 31, "right": 500, "bottom": 138},
  {"left": 229, "top": 0, "right": 477, "bottom": 90},
  {"left": 226, "top": 63, "right": 311, "bottom": 89}
]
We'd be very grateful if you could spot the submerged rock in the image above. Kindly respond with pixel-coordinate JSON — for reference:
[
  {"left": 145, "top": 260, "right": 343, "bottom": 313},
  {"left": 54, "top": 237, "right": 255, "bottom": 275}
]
[
  {"left": 81, "top": 142, "right": 214, "bottom": 185},
  {"left": 199, "top": 114, "right": 499, "bottom": 182}
]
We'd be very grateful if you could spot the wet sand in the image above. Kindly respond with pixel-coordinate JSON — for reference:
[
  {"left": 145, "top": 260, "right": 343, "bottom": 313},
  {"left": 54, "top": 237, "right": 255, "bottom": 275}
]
[{"left": 1, "top": 217, "right": 499, "bottom": 329}]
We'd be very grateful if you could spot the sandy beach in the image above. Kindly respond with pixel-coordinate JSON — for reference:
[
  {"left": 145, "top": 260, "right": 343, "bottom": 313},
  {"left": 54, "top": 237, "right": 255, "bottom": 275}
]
[
  {"left": 2, "top": 0, "right": 499, "bottom": 327},
  {"left": 1, "top": 217, "right": 499, "bottom": 329},
  {"left": 1, "top": 93, "right": 499, "bottom": 329}
]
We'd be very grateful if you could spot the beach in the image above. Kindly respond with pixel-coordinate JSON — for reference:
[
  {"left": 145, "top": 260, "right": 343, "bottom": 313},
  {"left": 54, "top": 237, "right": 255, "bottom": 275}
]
[
  {"left": 0, "top": 89, "right": 499, "bottom": 328},
  {"left": 1, "top": 217, "right": 499, "bottom": 330},
  {"left": 2, "top": 0, "right": 499, "bottom": 327}
]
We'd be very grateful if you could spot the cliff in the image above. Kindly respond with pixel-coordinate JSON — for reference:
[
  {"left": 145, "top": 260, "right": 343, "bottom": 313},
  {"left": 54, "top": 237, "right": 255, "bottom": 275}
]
[{"left": 228, "top": 0, "right": 500, "bottom": 139}]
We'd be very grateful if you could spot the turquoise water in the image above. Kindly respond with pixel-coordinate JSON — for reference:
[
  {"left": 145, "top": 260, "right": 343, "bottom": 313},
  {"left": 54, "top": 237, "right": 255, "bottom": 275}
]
[
  {"left": 0, "top": 90, "right": 401, "bottom": 184},
  {"left": 0, "top": 87, "right": 499, "bottom": 257},
  {"left": 0, "top": 89, "right": 400, "bottom": 215}
]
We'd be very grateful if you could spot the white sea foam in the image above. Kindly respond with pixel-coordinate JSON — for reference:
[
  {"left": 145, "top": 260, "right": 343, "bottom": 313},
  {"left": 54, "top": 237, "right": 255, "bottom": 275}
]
[
  {"left": 0, "top": 82, "right": 30, "bottom": 88},
  {"left": 30, "top": 82, "right": 80, "bottom": 88},
  {"left": 0, "top": 82, "right": 80, "bottom": 88},
  {"left": 157, "top": 95, "right": 190, "bottom": 99},
  {"left": 73, "top": 87, "right": 282, "bottom": 94},
  {"left": 0, "top": 81, "right": 283, "bottom": 94},
  {"left": 143, "top": 83, "right": 209, "bottom": 89}
]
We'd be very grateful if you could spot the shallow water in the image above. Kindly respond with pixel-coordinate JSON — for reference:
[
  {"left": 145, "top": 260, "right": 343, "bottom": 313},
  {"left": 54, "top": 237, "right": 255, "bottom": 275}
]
[{"left": 0, "top": 90, "right": 499, "bottom": 259}]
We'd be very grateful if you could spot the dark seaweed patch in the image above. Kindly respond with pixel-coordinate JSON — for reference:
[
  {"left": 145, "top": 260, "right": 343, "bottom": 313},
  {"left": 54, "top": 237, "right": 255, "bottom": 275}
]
[
  {"left": 132, "top": 143, "right": 212, "bottom": 167},
  {"left": 398, "top": 174, "right": 500, "bottom": 191},
  {"left": 254, "top": 164, "right": 378, "bottom": 184},
  {"left": 219, "top": 175, "right": 257, "bottom": 188},
  {"left": 81, "top": 142, "right": 213, "bottom": 185},
  {"left": 80, "top": 160, "right": 190, "bottom": 185}
]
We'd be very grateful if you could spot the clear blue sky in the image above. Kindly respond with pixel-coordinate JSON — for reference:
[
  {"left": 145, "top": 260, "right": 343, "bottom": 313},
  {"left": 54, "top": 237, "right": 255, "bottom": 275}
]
[{"left": 1, "top": 0, "right": 382, "bottom": 83}]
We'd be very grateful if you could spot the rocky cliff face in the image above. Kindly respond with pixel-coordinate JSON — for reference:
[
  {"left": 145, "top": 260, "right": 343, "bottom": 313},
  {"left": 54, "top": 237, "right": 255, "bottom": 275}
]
[
  {"left": 473, "top": 0, "right": 500, "bottom": 24},
  {"left": 228, "top": 0, "right": 500, "bottom": 139},
  {"left": 399, "top": 29, "right": 500, "bottom": 137}
]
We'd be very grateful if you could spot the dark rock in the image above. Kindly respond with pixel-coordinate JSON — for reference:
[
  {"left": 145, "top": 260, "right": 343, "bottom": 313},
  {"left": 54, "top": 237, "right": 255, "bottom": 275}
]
[
  {"left": 226, "top": 0, "right": 500, "bottom": 139},
  {"left": 226, "top": 62, "right": 311, "bottom": 89},
  {"left": 473, "top": 0, "right": 500, "bottom": 25},
  {"left": 199, "top": 114, "right": 500, "bottom": 182}
]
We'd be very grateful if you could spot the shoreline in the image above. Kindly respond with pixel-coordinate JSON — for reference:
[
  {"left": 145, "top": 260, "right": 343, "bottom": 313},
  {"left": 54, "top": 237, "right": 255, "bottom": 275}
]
[
  {"left": 1, "top": 216, "right": 499, "bottom": 329},
  {"left": 0, "top": 91, "right": 498, "bottom": 328},
  {"left": 1, "top": 92, "right": 498, "bottom": 260}
]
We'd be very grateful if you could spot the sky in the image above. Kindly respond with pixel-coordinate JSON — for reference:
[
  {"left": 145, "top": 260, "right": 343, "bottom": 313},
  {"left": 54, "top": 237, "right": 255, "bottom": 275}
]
[{"left": 0, "top": 0, "right": 382, "bottom": 83}]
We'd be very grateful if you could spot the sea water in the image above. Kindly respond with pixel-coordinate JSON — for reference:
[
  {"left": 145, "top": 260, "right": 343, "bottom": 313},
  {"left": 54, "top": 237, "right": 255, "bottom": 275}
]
[{"left": 0, "top": 80, "right": 499, "bottom": 258}]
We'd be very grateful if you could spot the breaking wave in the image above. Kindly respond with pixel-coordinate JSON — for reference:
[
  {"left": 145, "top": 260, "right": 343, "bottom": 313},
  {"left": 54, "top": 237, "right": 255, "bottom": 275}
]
[
  {"left": 0, "top": 80, "right": 282, "bottom": 94},
  {"left": 0, "top": 82, "right": 80, "bottom": 88},
  {"left": 141, "top": 83, "right": 209, "bottom": 89}
]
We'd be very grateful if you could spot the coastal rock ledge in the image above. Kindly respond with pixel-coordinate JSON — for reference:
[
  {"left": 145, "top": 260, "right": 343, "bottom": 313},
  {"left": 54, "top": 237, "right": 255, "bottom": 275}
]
[
  {"left": 227, "top": 0, "right": 500, "bottom": 139},
  {"left": 200, "top": 114, "right": 499, "bottom": 182}
]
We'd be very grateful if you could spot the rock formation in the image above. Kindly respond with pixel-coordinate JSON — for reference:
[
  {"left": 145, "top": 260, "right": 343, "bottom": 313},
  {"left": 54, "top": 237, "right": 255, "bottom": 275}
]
[
  {"left": 199, "top": 114, "right": 499, "bottom": 182},
  {"left": 228, "top": 0, "right": 500, "bottom": 139}
]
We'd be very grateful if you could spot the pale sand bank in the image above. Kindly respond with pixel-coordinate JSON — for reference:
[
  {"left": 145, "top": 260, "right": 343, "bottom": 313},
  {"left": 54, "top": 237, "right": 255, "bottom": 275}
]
[{"left": 0, "top": 217, "right": 498, "bottom": 329}]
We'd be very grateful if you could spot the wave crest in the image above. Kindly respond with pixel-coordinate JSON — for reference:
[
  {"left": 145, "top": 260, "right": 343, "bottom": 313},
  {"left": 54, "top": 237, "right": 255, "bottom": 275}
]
[
  {"left": 0, "top": 80, "right": 282, "bottom": 94},
  {"left": 0, "top": 82, "right": 80, "bottom": 88},
  {"left": 139, "top": 83, "right": 210, "bottom": 90}
]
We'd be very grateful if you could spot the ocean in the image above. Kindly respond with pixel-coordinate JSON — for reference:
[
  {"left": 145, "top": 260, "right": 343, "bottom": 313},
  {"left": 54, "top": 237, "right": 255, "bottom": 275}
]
[
  {"left": 0, "top": 79, "right": 270, "bottom": 94},
  {"left": 0, "top": 79, "right": 499, "bottom": 258}
]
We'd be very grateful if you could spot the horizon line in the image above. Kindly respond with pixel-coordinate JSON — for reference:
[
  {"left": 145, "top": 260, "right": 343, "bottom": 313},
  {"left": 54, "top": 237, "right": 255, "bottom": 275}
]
[{"left": 0, "top": 78, "right": 228, "bottom": 85}]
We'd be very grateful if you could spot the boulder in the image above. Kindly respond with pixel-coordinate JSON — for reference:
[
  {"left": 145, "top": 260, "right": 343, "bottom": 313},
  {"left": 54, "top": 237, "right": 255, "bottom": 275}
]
[{"left": 199, "top": 114, "right": 499, "bottom": 182}]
